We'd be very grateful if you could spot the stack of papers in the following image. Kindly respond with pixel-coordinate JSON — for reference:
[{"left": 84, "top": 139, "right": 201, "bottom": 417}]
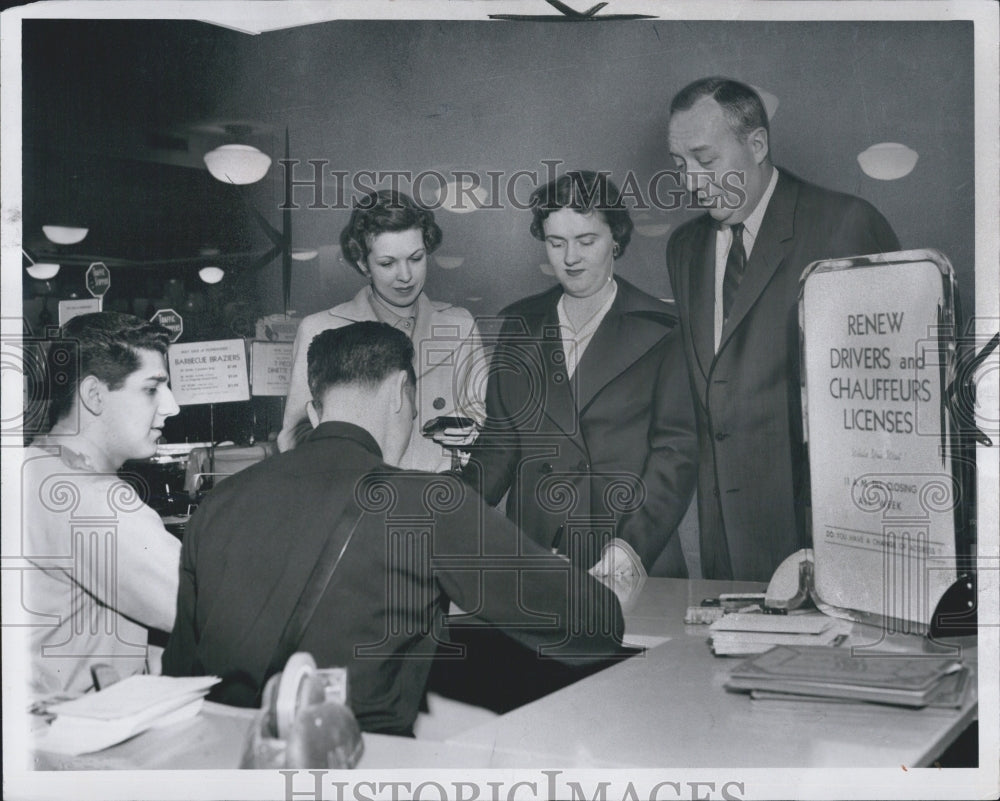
[
  {"left": 725, "top": 645, "right": 967, "bottom": 708},
  {"left": 709, "top": 611, "right": 853, "bottom": 656},
  {"left": 36, "top": 675, "right": 220, "bottom": 755}
]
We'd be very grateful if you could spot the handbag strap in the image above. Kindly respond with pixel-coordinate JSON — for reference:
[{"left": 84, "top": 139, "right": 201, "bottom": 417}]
[{"left": 260, "top": 496, "right": 364, "bottom": 694}]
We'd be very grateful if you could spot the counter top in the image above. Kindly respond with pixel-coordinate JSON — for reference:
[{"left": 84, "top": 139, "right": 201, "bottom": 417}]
[{"left": 29, "top": 579, "right": 977, "bottom": 770}]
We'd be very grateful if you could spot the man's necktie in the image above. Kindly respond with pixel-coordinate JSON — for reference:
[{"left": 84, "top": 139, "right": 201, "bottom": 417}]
[{"left": 722, "top": 222, "right": 746, "bottom": 321}]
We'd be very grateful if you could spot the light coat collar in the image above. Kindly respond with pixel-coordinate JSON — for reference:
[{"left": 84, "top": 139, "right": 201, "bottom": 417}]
[{"left": 327, "top": 287, "right": 460, "bottom": 378}]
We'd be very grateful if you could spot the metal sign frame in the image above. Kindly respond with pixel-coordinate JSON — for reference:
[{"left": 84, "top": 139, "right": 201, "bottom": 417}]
[{"left": 799, "top": 248, "right": 961, "bottom": 633}]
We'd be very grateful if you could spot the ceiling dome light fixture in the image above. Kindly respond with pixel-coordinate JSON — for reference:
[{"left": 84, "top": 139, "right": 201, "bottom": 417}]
[
  {"left": 857, "top": 142, "right": 919, "bottom": 181},
  {"left": 203, "top": 144, "right": 272, "bottom": 185},
  {"left": 42, "top": 225, "right": 88, "bottom": 245},
  {"left": 432, "top": 180, "right": 488, "bottom": 214},
  {"left": 22, "top": 248, "right": 60, "bottom": 280},
  {"left": 435, "top": 255, "right": 465, "bottom": 270},
  {"left": 291, "top": 248, "right": 319, "bottom": 261},
  {"left": 26, "top": 262, "right": 61, "bottom": 280},
  {"left": 198, "top": 266, "right": 225, "bottom": 284}
]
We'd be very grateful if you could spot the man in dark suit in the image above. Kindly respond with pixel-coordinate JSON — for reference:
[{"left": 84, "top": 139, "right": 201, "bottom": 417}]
[
  {"left": 665, "top": 77, "right": 900, "bottom": 581},
  {"left": 163, "top": 322, "right": 626, "bottom": 736}
]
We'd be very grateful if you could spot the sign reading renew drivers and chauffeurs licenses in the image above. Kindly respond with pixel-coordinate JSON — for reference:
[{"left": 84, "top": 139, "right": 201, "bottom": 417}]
[
  {"left": 250, "top": 341, "right": 294, "bottom": 396},
  {"left": 168, "top": 339, "right": 250, "bottom": 406},
  {"left": 800, "top": 249, "right": 958, "bottom": 629}
]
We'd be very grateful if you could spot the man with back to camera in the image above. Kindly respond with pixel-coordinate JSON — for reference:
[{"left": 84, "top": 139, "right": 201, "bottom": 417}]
[
  {"left": 163, "top": 321, "right": 628, "bottom": 736},
  {"left": 17, "top": 312, "right": 181, "bottom": 695},
  {"left": 665, "top": 77, "right": 900, "bottom": 581}
]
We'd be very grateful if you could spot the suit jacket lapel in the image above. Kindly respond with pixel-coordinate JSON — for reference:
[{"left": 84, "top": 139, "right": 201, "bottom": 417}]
[
  {"left": 574, "top": 279, "right": 673, "bottom": 413},
  {"left": 532, "top": 301, "right": 579, "bottom": 438},
  {"left": 573, "top": 297, "right": 624, "bottom": 413},
  {"left": 687, "top": 220, "right": 717, "bottom": 384},
  {"left": 717, "top": 172, "right": 797, "bottom": 352}
]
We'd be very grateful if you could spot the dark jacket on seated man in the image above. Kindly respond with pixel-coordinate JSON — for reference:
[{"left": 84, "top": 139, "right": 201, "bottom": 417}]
[{"left": 162, "top": 420, "right": 627, "bottom": 735}]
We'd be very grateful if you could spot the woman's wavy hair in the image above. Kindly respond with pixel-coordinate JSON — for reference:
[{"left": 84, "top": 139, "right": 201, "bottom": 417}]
[{"left": 340, "top": 190, "right": 443, "bottom": 275}]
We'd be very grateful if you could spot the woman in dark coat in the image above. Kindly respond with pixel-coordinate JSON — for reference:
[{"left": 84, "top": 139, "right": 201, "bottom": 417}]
[{"left": 466, "top": 171, "right": 697, "bottom": 577}]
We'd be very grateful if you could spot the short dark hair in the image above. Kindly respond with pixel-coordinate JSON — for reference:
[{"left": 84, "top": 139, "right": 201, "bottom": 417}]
[
  {"left": 528, "top": 171, "right": 634, "bottom": 257},
  {"left": 47, "top": 311, "right": 172, "bottom": 427},
  {"left": 340, "top": 190, "right": 443, "bottom": 275},
  {"left": 669, "top": 77, "right": 769, "bottom": 142},
  {"left": 307, "top": 322, "right": 416, "bottom": 411}
]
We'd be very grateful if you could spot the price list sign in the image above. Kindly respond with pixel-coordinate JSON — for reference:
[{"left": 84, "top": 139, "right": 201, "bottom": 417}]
[
  {"left": 57, "top": 298, "right": 101, "bottom": 325},
  {"left": 168, "top": 339, "right": 250, "bottom": 406},
  {"left": 250, "top": 341, "right": 294, "bottom": 396},
  {"left": 800, "top": 250, "right": 958, "bottom": 629}
]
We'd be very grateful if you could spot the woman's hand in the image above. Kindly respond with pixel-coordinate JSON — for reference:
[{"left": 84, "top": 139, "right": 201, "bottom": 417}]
[{"left": 589, "top": 539, "right": 648, "bottom": 612}]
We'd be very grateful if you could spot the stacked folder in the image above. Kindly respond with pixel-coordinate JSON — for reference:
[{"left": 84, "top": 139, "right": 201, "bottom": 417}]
[
  {"left": 36, "top": 675, "right": 220, "bottom": 755},
  {"left": 725, "top": 644, "right": 969, "bottom": 708},
  {"left": 709, "top": 611, "right": 853, "bottom": 656}
]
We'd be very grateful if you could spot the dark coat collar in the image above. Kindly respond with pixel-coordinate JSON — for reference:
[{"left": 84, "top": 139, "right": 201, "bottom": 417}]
[
  {"left": 511, "top": 275, "right": 676, "bottom": 325},
  {"left": 306, "top": 421, "right": 383, "bottom": 458},
  {"left": 511, "top": 276, "right": 678, "bottom": 419}
]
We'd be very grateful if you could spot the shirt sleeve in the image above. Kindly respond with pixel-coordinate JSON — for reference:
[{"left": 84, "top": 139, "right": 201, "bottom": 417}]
[
  {"left": 453, "top": 316, "right": 489, "bottom": 426},
  {"left": 100, "top": 498, "right": 181, "bottom": 633},
  {"left": 21, "top": 454, "right": 181, "bottom": 634}
]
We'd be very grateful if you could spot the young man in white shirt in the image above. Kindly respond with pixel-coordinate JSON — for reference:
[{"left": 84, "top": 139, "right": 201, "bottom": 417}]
[{"left": 16, "top": 311, "right": 181, "bottom": 695}]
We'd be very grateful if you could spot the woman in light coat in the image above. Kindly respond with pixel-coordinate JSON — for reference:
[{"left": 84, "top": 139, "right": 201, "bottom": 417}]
[{"left": 279, "top": 190, "right": 485, "bottom": 472}]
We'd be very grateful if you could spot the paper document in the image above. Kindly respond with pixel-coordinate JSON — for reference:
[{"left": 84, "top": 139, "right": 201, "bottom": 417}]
[
  {"left": 623, "top": 633, "right": 671, "bottom": 650},
  {"left": 36, "top": 675, "right": 220, "bottom": 755}
]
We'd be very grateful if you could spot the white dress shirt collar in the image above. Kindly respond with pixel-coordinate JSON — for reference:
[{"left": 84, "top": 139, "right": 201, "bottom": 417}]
[{"left": 556, "top": 279, "right": 618, "bottom": 380}]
